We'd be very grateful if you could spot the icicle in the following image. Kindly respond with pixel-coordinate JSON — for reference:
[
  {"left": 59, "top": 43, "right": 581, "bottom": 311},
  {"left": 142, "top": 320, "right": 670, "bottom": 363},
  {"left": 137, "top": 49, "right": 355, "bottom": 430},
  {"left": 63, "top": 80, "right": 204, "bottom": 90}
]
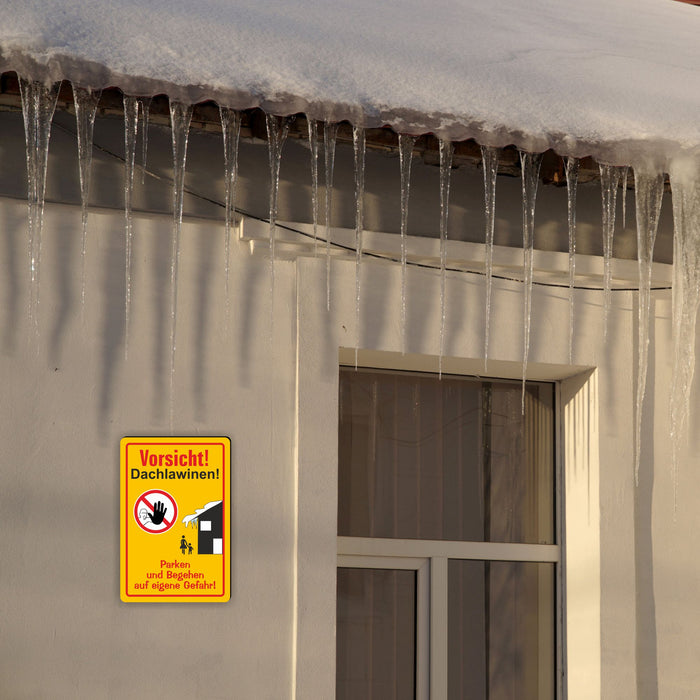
[
  {"left": 323, "top": 122, "right": 339, "bottom": 310},
  {"left": 72, "top": 84, "right": 101, "bottom": 311},
  {"left": 123, "top": 95, "right": 139, "bottom": 359},
  {"left": 438, "top": 139, "right": 454, "bottom": 378},
  {"left": 307, "top": 118, "right": 320, "bottom": 253},
  {"left": 599, "top": 164, "right": 625, "bottom": 333},
  {"left": 265, "top": 114, "right": 290, "bottom": 299},
  {"left": 519, "top": 150, "right": 544, "bottom": 411},
  {"left": 565, "top": 157, "right": 580, "bottom": 365},
  {"left": 19, "top": 78, "right": 59, "bottom": 339},
  {"left": 219, "top": 106, "right": 241, "bottom": 321},
  {"left": 633, "top": 168, "right": 664, "bottom": 487},
  {"left": 168, "top": 101, "right": 193, "bottom": 431},
  {"left": 399, "top": 134, "right": 416, "bottom": 354},
  {"left": 481, "top": 146, "right": 498, "bottom": 372},
  {"left": 137, "top": 97, "right": 152, "bottom": 184},
  {"left": 621, "top": 166, "right": 629, "bottom": 230},
  {"left": 353, "top": 126, "right": 366, "bottom": 370},
  {"left": 669, "top": 162, "right": 700, "bottom": 510}
]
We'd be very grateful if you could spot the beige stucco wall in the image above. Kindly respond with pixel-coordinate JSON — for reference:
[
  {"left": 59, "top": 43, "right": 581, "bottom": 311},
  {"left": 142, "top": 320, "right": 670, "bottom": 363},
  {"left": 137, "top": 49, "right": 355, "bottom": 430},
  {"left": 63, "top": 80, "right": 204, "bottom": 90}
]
[
  {"left": 0, "top": 172, "right": 698, "bottom": 700},
  {"left": 0, "top": 199, "right": 297, "bottom": 698}
]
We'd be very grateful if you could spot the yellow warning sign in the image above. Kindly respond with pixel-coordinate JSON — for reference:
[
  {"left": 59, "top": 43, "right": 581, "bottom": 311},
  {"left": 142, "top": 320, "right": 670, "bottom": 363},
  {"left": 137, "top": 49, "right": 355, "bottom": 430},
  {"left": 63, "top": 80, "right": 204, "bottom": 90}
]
[{"left": 120, "top": 437, "right": 230, "bottom": 603}]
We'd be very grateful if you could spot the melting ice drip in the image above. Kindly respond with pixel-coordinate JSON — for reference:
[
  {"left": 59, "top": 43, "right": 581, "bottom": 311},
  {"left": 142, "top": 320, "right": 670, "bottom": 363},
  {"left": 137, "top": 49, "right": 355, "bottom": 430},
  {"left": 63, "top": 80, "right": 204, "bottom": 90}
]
[
  {"left": 438, "top": 139, "right": 454, "bottom": 378},
  {"left": 265, "top": 114, "right": 290, "bottom": 304},
  {"left": 123, "top": 95, "right": 139, "bottom": 359},
  {"left": 137, "top": 97, "right": 152, "bottom": 184},
  {"left": 324, "top": 122, "right": 339, "bottom": 310},
  {"left": 599, "top": 164, "right": 625, "bottom": 334},
  {"left": 353, "top": 126, "right": 366, "bottom": 370},
  {"left": 168, "top": 101, "right": 193, "bottom": 432},
  {"left": 19, "top": 78, "right": 59, "bottom": 341},
  {"left": 71, "top": 84, "right": 101, "bottom": 312},
  {"left": 399, "top": 134, "right": 416, "bottom": 354},
  {"left": 264, "top": 115, "right": 290, "bottom": 483},
  {"left": 669, "top": 161, "right": 700, "bottom": 507},
  {"left": 519, "top": 150, "right": 543, "bottom": 411},
  {"left": 481, "top": 145, "right": 498, "bottom": 372},
  {"left": 565, "top": 157, "right": 580, "bottom": 365},
  {"left": 307, "top": 119, "right": 320, "bottom": 253},
  {"left": 220, "top": 106, "right": 241, "bottom": 320},
  {"left": 633, "top": 168, "right": 664, "bottom": 486},
  {"left": 621, "top": 166, "right": 629, "bottom": 230}
]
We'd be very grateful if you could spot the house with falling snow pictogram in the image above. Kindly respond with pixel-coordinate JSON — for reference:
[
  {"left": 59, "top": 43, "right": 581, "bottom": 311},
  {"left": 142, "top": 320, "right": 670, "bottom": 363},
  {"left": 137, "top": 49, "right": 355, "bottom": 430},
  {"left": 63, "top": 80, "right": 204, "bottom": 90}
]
[{"left": 183, "top": 500, "right": 224, "bottom": 555}]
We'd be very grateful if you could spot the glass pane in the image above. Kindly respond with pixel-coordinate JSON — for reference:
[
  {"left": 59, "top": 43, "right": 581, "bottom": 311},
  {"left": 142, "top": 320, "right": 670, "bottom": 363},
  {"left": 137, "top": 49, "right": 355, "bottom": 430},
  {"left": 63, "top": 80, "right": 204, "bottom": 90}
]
[
  {"left": 336, "top": 568, "right": 416, "bottom": 700},
  {"left": 338, "top": 368, "right": 554, "bottom": 544},
  {"left": 448, "top": 560, "right": 555, "bottom": 700}
]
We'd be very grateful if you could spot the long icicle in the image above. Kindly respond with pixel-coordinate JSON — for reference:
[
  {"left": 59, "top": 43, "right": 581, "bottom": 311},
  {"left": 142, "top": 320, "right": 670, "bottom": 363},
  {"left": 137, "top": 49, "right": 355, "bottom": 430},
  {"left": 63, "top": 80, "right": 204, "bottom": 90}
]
[
  {"left": 72, "top": 84, "right": 101, "bottom": 313},
  {"left": 438, "top": 139, "right": 454, "bottom": 378},
  {"left": 324, "top": 122, "right": 339, "bottom": 310},
  {"left": 307, "top": 118, "right": 320, "bottom": 253},
  {"left": 600, "top": 164, "right": 624, "bottom": 335},
  {"left": 137, "top": 97, "right": 152, "bottom": 184},
  {"left": 565, "top": 157, "right": 580, "bottom": 365},
  {"left": 519, "top": 150, "right": 544, "bottom": 411},
  {"left": 353, "top": 126, "right": 366, "bottom": 370},
  {"left": 19, "top": 78, "right": 59, "bottom": 340},
  {"left": 669, "top": 161, "right": 700, "bottom": 511},
  {"left": 399, "top": 134, "right": 416, "bottom": 354},
  {"left": 265, "top": 113, "right": 290, "bottom": 471},
  {"left": 633, "top": 167, "right": 664, "bottom": 487},
  {"left": 621, "top": 166, "right": 629, "bottom": 230},
  {"left": 265, "top": 114, "right": 290, "bottom": 301},
  {"left": 168, "top": 101, "right": 193, "bottom": 432},
  {"left": 219, "top": 106, "right": 241, "bottom": 323},
  {"left": 481, "top": 146, "right": 498, "bottom": 371},
  {"left": 123, "top": 95, "right": 139, "bottom": 359}
]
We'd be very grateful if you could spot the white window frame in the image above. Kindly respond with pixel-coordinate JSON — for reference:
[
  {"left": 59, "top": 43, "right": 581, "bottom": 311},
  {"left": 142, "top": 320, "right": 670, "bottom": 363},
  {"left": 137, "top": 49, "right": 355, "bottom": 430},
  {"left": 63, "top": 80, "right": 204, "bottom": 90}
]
[
  {"left": 338, "top": 540, "right": 560, "bottom": 700},
  {"left": 335, "top": 373, "right": 563, "bottom": 700},
  {"left": 337, "top": 553, "right": 431, "bottom": 698}
]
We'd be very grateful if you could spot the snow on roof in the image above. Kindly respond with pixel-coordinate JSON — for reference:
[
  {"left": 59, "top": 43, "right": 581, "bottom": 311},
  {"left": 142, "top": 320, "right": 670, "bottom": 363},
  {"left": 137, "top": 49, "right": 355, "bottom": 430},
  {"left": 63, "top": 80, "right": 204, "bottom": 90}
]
[
  {"left": 1, "top": 0, "right": 699, "bottom": 165},
  {"left": 182, "top": 501, "right": 222, "bottom": 528}
]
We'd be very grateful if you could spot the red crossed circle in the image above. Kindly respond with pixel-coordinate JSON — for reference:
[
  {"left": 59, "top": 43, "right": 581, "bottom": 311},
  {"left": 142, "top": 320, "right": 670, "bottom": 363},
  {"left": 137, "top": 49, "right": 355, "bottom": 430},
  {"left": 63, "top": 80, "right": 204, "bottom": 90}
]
[{"left": 133, "top": 489, "right": 178, "bottom": 534}]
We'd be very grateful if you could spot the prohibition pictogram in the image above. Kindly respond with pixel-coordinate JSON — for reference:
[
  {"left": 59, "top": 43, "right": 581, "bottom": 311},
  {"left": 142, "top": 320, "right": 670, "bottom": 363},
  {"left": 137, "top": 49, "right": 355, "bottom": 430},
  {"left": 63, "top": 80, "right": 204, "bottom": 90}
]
[{"left": 134, "top": 489, "right": 178, "bottom": 534}]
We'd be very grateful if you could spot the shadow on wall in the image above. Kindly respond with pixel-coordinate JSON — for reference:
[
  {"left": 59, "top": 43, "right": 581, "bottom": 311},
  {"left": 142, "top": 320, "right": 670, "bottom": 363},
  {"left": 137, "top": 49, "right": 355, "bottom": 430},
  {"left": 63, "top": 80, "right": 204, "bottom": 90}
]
[
  {"left": 146, "top": 216, "right": 171, "bottom": 426},
  {"left": 98, "top": 215, "right": 126, "bottom": 442},
  {"left": 634, "top": 295, "right": 659, "bottom": 700},
  {"left": 191, "top": 219, "right": 219, "bottom": 422},
  {"left": 1, "top": 203, "right": 23, "bottom": 355},
  {"left": 47, "top": 210, "right": 80, "bottom": 367},
  {"left": 235, "top": 228, "right": 267, "bottom": 390}
]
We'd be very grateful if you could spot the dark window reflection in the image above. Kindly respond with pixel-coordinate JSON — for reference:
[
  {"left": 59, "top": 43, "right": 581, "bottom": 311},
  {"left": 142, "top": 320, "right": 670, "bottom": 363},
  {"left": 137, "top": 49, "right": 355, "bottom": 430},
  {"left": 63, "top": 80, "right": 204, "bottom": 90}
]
[
  {"left": 338, "top": 368, "right": 555, "bottom": 544},
  {"left": 448, "top": 560, "right": 555, "bottom": 700},
  {"left": 336, "top": 568, "right": 416, "bottom": 700}
]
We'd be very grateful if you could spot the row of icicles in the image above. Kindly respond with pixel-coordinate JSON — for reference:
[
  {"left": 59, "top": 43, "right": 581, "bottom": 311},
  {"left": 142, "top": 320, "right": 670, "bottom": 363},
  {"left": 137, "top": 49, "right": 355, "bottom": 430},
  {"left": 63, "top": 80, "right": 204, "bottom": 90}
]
[{"left": 17, "top": 77, "right": 700, "bottom": 494}]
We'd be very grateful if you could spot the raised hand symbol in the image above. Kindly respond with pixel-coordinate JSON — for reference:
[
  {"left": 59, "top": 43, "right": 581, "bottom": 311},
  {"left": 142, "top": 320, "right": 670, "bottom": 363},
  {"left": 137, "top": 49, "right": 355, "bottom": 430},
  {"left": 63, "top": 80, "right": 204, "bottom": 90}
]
[{"left": 147, "top": 501, "right": 167, "bottom": 525}]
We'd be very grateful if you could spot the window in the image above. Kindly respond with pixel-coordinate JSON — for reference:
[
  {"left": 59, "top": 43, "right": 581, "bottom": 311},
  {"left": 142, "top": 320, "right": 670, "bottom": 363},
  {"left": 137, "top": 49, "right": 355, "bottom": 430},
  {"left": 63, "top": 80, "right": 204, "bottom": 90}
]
[{"left": 337, "top": 367, "right": 559, "bottom": 700}]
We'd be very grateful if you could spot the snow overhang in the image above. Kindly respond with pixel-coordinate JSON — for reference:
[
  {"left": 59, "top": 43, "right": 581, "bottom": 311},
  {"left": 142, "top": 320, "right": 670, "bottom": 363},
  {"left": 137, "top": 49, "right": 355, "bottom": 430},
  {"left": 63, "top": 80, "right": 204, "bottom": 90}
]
[{"left": 1, "top": 0, "right": 699, "bottom": 167}]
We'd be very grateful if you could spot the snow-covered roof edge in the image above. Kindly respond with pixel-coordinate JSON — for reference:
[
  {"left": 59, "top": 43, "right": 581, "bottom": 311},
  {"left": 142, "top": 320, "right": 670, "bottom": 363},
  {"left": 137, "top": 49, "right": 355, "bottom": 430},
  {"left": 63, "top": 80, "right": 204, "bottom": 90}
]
[{"left": 2, "top": 0, "right": 700, "bottom": 168}]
